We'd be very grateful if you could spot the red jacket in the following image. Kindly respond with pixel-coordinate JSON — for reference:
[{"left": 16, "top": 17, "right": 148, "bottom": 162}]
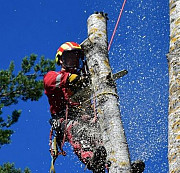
[{"left": 43, "top": 70, "right": 76, "bottom": 114}]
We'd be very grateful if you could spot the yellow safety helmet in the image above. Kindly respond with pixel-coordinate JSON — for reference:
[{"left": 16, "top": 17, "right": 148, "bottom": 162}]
[{"left": 55, "top": 42, "right": 82, "bottom": 66}]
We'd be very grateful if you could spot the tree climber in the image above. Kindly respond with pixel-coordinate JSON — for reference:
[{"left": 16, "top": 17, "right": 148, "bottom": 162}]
[{"left": 43, "top": 42, "right": 109, "bottom": 172}]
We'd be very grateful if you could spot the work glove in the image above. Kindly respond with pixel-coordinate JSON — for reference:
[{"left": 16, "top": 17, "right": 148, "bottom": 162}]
[
  {"left": 68, "top": 73, "right": 89, "bottom": 86},
  {"left": 68, "top": 74, "right": 80, "bottom": 85},
  {"left": 68, "top": 73, "right": 89, "bottom": 93}
]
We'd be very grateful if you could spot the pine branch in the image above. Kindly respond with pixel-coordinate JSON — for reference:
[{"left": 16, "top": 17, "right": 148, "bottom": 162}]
[
  {"left": 0, "top": 163, "right": 31, "bottom": 173},
  {"left": 0, "top": 54, "right": 56, "bottom": 147}
]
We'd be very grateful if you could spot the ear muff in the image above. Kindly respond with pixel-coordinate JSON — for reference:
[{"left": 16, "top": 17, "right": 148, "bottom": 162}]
[{"left": 55, "top": 52, "right": 62, "bottom": 66}]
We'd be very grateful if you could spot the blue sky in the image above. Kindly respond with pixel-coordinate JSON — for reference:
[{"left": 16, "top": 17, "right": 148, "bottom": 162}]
[{"left": 0, "top": 0, "right": 169, "bottom": 173}]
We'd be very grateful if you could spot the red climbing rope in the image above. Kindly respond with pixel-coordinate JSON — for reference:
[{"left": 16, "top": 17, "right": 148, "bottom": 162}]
[{"left": 108, "top": 0, "right": 127, "bottom": 51}]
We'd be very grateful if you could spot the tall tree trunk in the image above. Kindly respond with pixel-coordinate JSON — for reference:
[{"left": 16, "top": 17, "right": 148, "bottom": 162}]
[
  {"left": 167, "top": 1, "right": 180, "bottom": 172},
  {"left": 82, "top": 12, "right": 131, "bottom": 173}
]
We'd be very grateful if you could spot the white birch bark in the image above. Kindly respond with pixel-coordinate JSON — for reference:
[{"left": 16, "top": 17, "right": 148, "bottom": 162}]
[
  {"left": 82, "top": 13, "right": 131, "bottom": 173},
  {"left": 167, "top": 1, "right": 180, "bottom": 172}
]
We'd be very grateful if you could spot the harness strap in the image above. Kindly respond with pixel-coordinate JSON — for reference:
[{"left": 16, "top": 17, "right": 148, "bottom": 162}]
[
  {"left": 60, "top": 104, "right": 69, "bottom": 151},
  {"left": 49, "top": 136, "right": 57, "bottom": 173},
  {"left": 50, "top": 157, "right": 56, "bottom": 173},
  {"left": 49, "top": 131, "right": 67, "bottom": 173},
  {"left": 49, "top": 104, "right": 69, "bottom": 173},
  {"left": 49, "top": 137, "right": 67, "bottom": 173}
]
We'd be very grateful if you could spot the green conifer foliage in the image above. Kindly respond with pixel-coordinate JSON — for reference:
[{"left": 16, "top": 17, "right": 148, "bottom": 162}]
[
  {"left": 0, "top": 54, "right": 55, "bottom": 148},
  {"left": 0, "top": 163, "right": 31, "bottom": 173}
]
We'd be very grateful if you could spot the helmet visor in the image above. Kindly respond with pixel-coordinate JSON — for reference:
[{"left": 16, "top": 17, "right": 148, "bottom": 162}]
[{"left": 62, "top": 50, "right": 83, "bottom": 68}]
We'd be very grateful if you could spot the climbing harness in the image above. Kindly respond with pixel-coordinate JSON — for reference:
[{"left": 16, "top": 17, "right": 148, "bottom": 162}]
[
  {"left": 49, "top": 104, "right": 69, "bottom": 173},
  {"left": 49, "top": 128, "right": 66, "bottom": 173},
  {"left": 108, "top": 0, "right": 127, "bottom": 51}
]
